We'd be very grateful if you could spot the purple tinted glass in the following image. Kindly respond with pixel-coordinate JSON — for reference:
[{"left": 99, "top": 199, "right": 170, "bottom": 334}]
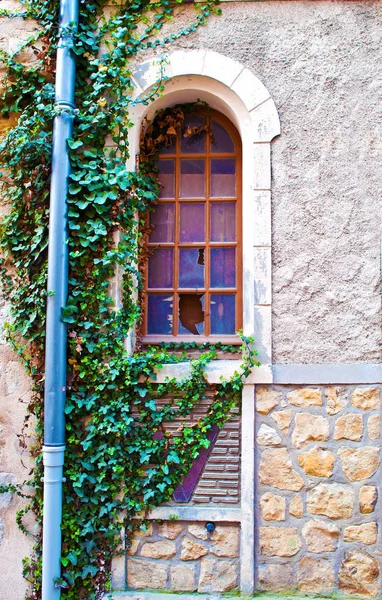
[
  {"left": 173, "top": 425, "right": 219, "bottom": 502},
  {"left": 147, "top": 294, "right": 173, "bottom": 334},
  {"left": 211, "top": 120, "right": 234, "bottom": 153},
  {"left": 159, "top": 138, "right": 175, "bottom": 154},
  {"left": 181, "top": 115, "right": 206, "bottom": 154},
  {"left": 210, "top": 248, "right": 236, "bottom": 288},
  {"left": 210, "top": 202, "right": 236, "bottom": 242},
  {"left": 149, "top": 203, "right": 175, "bottom": 243},
  {"left": 180, "top": 203, "right": 205, "bottom": 243},
  {"left": 179, "top": 248, "right": 205, "bottom": 288},
  {"left": 178, "top": 293, "right": 205, "bottom": 335},
  {"left": 180, "top": 160, "right": 205, "bottom": 198},
  {"left": 210, "top": 294, "right": 235, "bottom": 334},
  {"left": 158, "top": 160, "right": 175, "bottom": 198},
  {"left": 210, "top": 158, "right": 236, "bottom": 197},
  {"left": 148, "top": 248, "right": 173, "bottom": 288}
]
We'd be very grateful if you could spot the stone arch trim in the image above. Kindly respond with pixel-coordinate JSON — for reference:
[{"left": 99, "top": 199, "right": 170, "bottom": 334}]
[{"left": 132, "top": 50, "right": 280, "bottom": 143}]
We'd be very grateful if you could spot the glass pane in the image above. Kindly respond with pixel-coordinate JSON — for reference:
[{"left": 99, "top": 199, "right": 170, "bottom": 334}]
[
  {"left": 159, "top": 138, "right": 175, "bottom": 154},
  {"left": 210, "top": 202, "right": 236, "bottom": 242},
  {"left": 158, "top": 160, "right": 175, "bottom": 198},
  {"left": 211, "top": 120, "right": 234, "bottom": 153},
  {"left": 210, "top": 158, "right": 236, "bottom": 197},
  {"left": 179, "top": 248, "right": 205, "bottom": 288},
  {"left": 180, "top": 203, "right": 205, "bottom": 243},
  {"left": 180, "top": 160, "right": 205, "bottom": 198},
  {"left": 210, "top": 248, "right": 236, "bottom": 288},
  {"left": 210, "top": 294, "right": 235, "bottom": 334},
  {"left": 149, "top": 204, "right": 175, "bottom": 243},
  {"left": 178, "top": 293, "right": 205, "bottom": 335},
  {"left": 181, "top": 114, "right": 206, "bottom": 154},
  {"left": 148, "top": 249, "right": 173, "bottom": 288},
  {"left": 147, "top": 294, "right": 173, "bottom": 334}
]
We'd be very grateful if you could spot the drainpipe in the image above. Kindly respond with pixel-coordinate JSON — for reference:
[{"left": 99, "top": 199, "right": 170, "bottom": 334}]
[{"left": 42, "top": 1, "right": 78, "bottom": 599}]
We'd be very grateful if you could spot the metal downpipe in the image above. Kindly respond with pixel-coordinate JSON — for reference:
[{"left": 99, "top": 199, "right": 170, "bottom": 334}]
[{"left": 42, "top": 1, "right": 78, "bottom": 598}]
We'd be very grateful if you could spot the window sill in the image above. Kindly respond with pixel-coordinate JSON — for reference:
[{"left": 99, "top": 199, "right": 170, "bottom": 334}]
[{"left": 153, "top": 360, "right": 272, "bottom": 384}]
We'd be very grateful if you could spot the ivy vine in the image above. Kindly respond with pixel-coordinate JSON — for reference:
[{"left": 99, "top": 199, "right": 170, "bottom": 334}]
[{"left": 0, "top": 1, "right": 259, "bottom": 598}]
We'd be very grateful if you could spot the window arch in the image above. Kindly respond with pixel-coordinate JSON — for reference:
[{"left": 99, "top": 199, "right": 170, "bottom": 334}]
[{"left": 142, "top": 109, "right": 242, "bottom": 343}]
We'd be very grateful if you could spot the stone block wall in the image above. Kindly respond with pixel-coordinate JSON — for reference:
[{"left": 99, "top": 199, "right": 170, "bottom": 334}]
[
  {"left": 113, "top": 521, "right": 240, "bottom": 593},
  {"left": 256, "top": 385, "right": 381, "bottom": 597}
]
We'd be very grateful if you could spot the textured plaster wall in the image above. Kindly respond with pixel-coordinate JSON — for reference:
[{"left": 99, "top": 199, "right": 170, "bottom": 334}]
[{"left": 156, "top": 0, "right": 382, "bottom": 363}]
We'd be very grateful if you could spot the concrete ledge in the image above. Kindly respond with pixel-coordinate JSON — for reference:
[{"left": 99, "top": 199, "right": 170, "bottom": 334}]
[
  {"left": 145, "top": 505, "right": 241, "bottom": 522},
  {"left": 153, "top": 361, "right": 272, "bottom": 384},
  {"left": 273, "top": 363, "right": 382, "bottom": 384}
]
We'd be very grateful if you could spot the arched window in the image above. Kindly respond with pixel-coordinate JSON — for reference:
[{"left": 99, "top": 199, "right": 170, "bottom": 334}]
[{"left": 142, "top": 110, "right": 242, "bottom": 343}]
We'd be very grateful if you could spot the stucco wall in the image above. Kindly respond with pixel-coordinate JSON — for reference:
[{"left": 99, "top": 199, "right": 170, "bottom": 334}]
[{"left": 160, "top": 0, "right": 382, "bottom": 364}]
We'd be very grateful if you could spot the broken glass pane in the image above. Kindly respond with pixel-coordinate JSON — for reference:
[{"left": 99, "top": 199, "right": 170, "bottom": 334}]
[
  {"left": 179, "top": 248, "right": 205, "bottom": 288},
  {"left": 178, "top": 293, "right": 205, "bottom": 335},
  {"left": 147, "top": 294, "right": 173, "bottom": 334},
  {"left": 180, "top": 203, "right": 205, "bottom": 243},
  {"left": 148, "top": 248, "right": 174, "bottom": 288},
  {"left": 211, "top": 120, "right": 234, "bottom": 153},
  {"left": 149, "top": 203, "right": 175, "bottom": 243},
  {"left": 210, "top": 248, "right": 236, "bottom": 288},
  {"left": 210, "top": 294, "right": 235, "bottom": 334},
  {"left": 158, "top": 159, "right": 175, "bottom": 198},
  {"left": 181, "top": 115, "right": 206, "bottom": 154},
  {"left": 180, "top": 159, "right": 205, "bottom": 198},
  {"left": 210, "top": 202, "right": 236, "bottom": 242},
  {"left": 210, "top": 158, "right": 236, "bottom": 197}
]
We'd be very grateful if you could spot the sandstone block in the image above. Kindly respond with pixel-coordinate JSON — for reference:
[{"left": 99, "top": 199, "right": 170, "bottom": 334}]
[
  {"left": 140, "top": 540, "right": 176, "bottom": 559},
  {"left": 360, "top": 486, "right": 378, "bottom": 514},
  {"left": 298, "top": 557, "right": 334, "bottom": 593},
  {"left": 127, "top": 537, "right": 140, "bottom": 556},
  {"left": 351, "top": 388, "right": 380, "bottom": 411},
  {"left": 325, "top": 386, "right": 348, "bottom": 415},
  {"left": 260, "top": 492, "right": 286, "bottom": 521},
  {"left": 290, "top": 495, "right": 303, "bottom": 518},
  {"left": 368, "top": 415, "right": 380, "bottom": 440},
  {"left": 292, "top": 413, "right": 329, "bottom": 449},
  {"left": 338, "top": 447, "right": 379, "bottom": 481},
  {"left": 181, "top": 537, "right": 208, "bottom": 560},
  {"left": 257, "top": 423, "right": 281, "bottom": 446},
  {"left": 0, "top": 518, "right": 3, "bottom": 545},
  {"left": 298, "top": 446, "right": 335, "bottom": 477},
  {"left": 127, "top": 559, "right": 167, "bottom": 589},
  {"left": 211, "top": 525, "right": 239, "bottom": 557},
  {"left": 260, "top": 527, "right": 301, "bottom": 557},
  {"left": 271, "top": 409, "right": 292, "bottom": 434},
  {"left": 344, "top": 522, "right": 377, "bottom": 545},
  {"left": 198, "top": 558, "right": 238, "bottom": 593},
  {"left": 258, "top": 563, "right": 294, "bottom": 591},
  {"left": 188, "top": 524, "right": 208, "bottom": 540},
  {"left": 334, "top": 413, "right": 363, "bottom": 441},
  {"left": 171, "top": 564, "right": 197, "bottom": 592},
  {"left": 259, "top": 448, "right": 304, "bottom": 491},
  {"left": 307, "top": 483, "right": 354, "bottom": 519},
  {"left": 157, "top": 522, "right": 183, "bottom": 540},
  {"left": 256, "top": 387, "right": 282, "bottom": 414},
  {"left": 287, "top": 388, "right": 323, "bottom": 406},
  {"left": 302, "top": 519, "right": 339, "bottom": 552},
  {"left": 339, "top": 551, "right": 380, "bottom": 597}
]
